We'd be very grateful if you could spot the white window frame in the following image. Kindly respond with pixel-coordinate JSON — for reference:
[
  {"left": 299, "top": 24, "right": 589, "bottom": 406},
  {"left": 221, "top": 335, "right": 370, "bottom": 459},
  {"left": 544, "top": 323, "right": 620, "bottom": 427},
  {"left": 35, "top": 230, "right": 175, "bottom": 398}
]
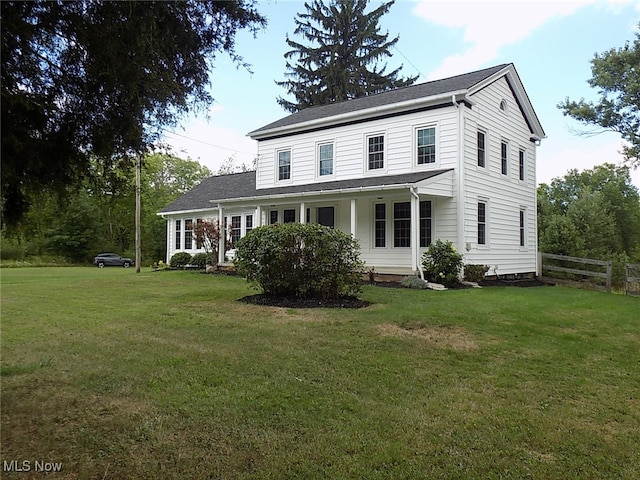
[
  {"left": 519, "top": 207, "right": 527, "bottom": 249},
  {"left": 518, "top": 148, "right": 526, "bottom": 182},
  {"left": 477, "top": 129, "right": 487, "bottom": 169},
  {"left": 365, "top": 133, "right": 386, "bottom": 172},
  {"left": 414, "top": 124, "right": 438, "bottom": 167},
  {"left": 373, "top": 202, "right": 387, "bottom": 248},
  {"left": 500, "top": 140, "right": 509, "bottom": 176},
  {"left": 276, "top": 148, "right": 292, "bottom": 182},
  {"left": 477, "top": 199, "right": 489, "bottom": 248},
  {"left": 317, "top": 141, "right": 335, "bottom": 178}
]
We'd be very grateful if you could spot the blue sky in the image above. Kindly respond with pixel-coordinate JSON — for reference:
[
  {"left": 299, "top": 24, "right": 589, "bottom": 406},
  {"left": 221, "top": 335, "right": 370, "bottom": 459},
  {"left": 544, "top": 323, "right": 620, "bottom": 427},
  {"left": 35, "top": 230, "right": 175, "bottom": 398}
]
[{"left": 163, "top": 0, "right": 640, "bottom": 188}]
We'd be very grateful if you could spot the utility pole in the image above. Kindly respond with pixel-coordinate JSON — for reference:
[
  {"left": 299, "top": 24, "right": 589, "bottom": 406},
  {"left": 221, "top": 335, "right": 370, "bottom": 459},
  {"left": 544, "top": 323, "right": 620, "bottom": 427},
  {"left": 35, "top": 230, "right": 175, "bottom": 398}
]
[{"left": 135, "top": 154, "right": 141, "bottom": 273}]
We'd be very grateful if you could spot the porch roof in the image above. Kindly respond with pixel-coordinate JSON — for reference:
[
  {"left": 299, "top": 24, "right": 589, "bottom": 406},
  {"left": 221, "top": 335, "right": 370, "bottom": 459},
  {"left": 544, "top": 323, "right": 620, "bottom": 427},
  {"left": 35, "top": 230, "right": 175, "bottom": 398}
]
[{"left": 158, "top": 169, "right": 454, "bottom": 214}]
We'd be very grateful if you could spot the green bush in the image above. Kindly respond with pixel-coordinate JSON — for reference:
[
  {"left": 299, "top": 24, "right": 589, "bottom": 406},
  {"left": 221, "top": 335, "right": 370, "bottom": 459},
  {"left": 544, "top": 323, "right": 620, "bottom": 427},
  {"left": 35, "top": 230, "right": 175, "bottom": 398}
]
[
  {"left": 401, "top": 276, "right": 429, "bottom": 289},
  {"left": 234, "top": 223, "right": 365, "bottom": 299},
  {"left": 170, "top": 252, "right": 192, "bottom": 269},
  {"left": 464, "top": 264, "right": 490, "bottom": 283},
  {"left": 191, "top": 252, "right": 213, "bottom": 269},
  {"left": 421, "top": 239, "right": 464, "bottom": 287}
]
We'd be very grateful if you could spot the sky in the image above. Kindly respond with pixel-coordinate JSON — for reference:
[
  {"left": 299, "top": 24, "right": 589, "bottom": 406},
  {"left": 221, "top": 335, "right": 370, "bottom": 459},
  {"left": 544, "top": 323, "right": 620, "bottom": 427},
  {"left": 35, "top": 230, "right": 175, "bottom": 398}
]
[{"left": 162, "top": 0, "right": 640, "bottom": 188}]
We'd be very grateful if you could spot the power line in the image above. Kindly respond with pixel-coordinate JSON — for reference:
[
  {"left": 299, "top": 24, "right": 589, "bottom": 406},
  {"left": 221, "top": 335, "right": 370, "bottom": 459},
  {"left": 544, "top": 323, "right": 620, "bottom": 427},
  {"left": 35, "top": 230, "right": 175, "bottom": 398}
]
[
  {"left": 392, "top": 45, "right": 425, "bottom": 81},
  {"left": 163, "top": 129, "right": 256, "bottom": 156}
]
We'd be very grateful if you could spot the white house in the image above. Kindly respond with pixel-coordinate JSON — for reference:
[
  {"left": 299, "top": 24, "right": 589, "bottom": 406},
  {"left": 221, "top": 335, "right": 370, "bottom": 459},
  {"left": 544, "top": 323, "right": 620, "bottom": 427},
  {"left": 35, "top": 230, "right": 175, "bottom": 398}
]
[{"left": 158, "top": 63, "right": 545, "bottom": 277}]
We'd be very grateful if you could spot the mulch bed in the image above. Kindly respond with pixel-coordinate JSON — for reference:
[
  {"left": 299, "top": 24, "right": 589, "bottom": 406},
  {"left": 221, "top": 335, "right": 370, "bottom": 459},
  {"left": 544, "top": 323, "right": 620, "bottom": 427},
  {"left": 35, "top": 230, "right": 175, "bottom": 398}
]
[{"left": 238, "top": 294, "right": 371, "bottom": 309}]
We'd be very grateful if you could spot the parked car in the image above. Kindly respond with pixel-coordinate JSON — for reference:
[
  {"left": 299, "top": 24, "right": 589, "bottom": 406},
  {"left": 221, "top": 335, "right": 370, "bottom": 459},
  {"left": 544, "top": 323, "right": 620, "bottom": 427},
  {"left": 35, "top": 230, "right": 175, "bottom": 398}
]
[{"left": 93, "top": 253, "right": 133, "bottom": 268}]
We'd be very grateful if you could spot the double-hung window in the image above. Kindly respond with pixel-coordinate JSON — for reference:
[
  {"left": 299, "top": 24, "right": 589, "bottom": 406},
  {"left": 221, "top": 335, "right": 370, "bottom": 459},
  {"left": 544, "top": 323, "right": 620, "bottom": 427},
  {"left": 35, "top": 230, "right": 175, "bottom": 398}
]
[
  {"left": 501, "top": 141, "right": 508, "bottom": 175},
  {"left": 230, "top": 216, "right": 241, "bottom": 246},
  {"left": 368, "top": 135, "right": 384, "bottom": 170},
  {"left": 374, "top": 203, "right": 386, "bottom": 248},
  {"left": 519, "top": 209, "right": 526, "bottom": 247},
  {"left": 175, "top": 220, "right": 181, "bottom": 250},
  {"left": 394, "top": 202, "right": 411, "bottom": 247},
  {"left": 477, "top": 131, "right": 486, "bottom": 167},
  {"left": 417, "top": 127, "right": 436, "bottom": 164},
  {"left": 278, "top": 149, "right": 291, "bottom": 181},
  {"left": 318, "top": 142, "right": 334, "bottom": 176},
  {"left": 478, "top": 202, "right": 487, "bottom": 245},
  {"left": 419, "top": 201, "right": 432, "bottom": 247},
  {"left": 519, "top": 149, "right": 525, "bottom": 181},
  {"left": 245, "top": 215, "right": 253, "bottom": 234},
  {"left": 269, "top": 210, "right": 278, "bottom": 225},
  {"left": 184, "top": 219, "right": 193, "bottom": 249}
]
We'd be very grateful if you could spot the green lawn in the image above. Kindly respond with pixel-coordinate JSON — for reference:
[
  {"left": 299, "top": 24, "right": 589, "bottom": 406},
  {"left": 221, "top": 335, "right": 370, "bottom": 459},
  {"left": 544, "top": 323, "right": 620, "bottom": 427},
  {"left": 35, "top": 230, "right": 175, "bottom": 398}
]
[{"left": 1, "top": 267, "right": 639, "bottom": 479}]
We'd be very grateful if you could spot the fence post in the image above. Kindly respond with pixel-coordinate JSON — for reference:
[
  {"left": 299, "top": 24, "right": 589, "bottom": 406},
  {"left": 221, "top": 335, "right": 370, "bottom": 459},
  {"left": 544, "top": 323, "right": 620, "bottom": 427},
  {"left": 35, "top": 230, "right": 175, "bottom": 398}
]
[{"left": 605, "top": 261, "right": 612, "bottom": 293}]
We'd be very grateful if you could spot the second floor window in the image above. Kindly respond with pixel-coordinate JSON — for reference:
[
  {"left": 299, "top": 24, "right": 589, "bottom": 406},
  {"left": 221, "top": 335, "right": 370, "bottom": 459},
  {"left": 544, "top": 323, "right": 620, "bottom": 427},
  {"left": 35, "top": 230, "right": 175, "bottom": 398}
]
[
  {"left": 278, "top": 149, "right": 291, "bottom": 181},
  {"left": 477, "top": 131, "right": 486, "bottom": 167},
  {"left": 368, "top": 135, "right": 384, "bottom": 170},
  {"left": 501, "top": 141, "right": 508, "bottom": 175},
  {"left": 519, "top": 149, "right": 525, "bottom": 181},
  {"left": 318, "top": 142, "right": 334, "bottom": 176},
  {"left": 417, "top": 127, "right": 436, "bottom": 164}
]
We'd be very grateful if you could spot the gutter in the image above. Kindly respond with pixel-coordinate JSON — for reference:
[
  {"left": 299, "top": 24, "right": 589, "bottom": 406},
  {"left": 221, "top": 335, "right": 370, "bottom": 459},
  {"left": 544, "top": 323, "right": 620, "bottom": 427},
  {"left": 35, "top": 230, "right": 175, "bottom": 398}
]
[{"left": 249, "top": 90, "right": 469, "bottom": 140}]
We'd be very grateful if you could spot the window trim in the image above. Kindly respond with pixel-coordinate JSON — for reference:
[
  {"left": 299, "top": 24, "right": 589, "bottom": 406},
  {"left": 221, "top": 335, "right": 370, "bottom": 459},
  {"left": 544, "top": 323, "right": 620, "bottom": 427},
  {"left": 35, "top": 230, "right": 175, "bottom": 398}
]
[
  {"left": 276, "top": 148, "right": 292, "bottom": 182},
  {"left": 477, "top": 200, "right": 488, "bottom": 247},
  {"left": 393, "top": 201, "right": 412, "bottom": 248},
  {"left": 184, "top": 219, "right": 194, "bottom": 250},
  {"left": 477, "top": 130, "right": 486, "bottom": 168},
  {"left": 175, "top": 219, "right": 182, "bottom": 250},
  {"left": 374, "top": 203, "right": 386, "bottom": 248},
  {"left": 501, "top": 140, "right": 509, "bottom": 176},
  {"left": 317, "top": 141, "right": 335, "bottom": 178},
  {"left": 414, "top": 124, "right": 437, "bottom": 167},
  {"left": 518, "top": 148, "right": 526, "bottom": 182},
  {"left": 419, "top": 200, "right": 432, "bottom": 248},
  {"left": 366, "top": 133, "right": 386, "bottom": 172},
  {"left": 519, "top": 208, "right": 526, "bottom": 248}
]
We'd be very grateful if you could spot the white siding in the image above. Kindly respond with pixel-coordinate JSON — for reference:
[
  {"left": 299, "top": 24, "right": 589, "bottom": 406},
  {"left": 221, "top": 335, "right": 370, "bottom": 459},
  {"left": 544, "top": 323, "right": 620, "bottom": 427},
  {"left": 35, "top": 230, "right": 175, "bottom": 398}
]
[
  {"left": 255, "top": 107, "right": 459, "bottom": 190},
  {"left": 462, "top": 77, "right": 538, "bottom": 275}
]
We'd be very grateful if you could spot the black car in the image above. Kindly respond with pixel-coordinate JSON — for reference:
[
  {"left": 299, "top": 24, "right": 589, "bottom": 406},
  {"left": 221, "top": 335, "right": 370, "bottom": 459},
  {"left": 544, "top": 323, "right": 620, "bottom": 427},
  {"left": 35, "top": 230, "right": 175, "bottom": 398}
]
[{"left": 93, "top": 253, "right": 133, "bottom": 268}]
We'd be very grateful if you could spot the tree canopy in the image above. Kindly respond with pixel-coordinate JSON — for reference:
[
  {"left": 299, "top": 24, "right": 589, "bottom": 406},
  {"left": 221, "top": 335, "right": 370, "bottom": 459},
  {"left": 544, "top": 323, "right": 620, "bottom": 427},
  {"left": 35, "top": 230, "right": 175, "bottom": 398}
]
[
  {"left": 537, "top": 163, "right": 640, "bottom": 261},
  {"left": 558, "top": 23, "right": 640, "bottom": 167},
  {"left": 276, "top": 0, "right": 417, "bottom": 113},
  {"left": 1, "top": 1, "right": 265, "bottom": 225}
]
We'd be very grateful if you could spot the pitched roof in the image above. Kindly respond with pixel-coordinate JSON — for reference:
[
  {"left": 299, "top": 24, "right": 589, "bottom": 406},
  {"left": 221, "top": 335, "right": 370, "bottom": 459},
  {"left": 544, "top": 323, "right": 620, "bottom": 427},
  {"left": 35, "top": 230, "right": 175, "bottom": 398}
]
[
  {"left": 248, "top": 64, "right": 509, "bottom": 138},
  {"left": 158, "top": 169, "right": 453, "bottom": 214}
]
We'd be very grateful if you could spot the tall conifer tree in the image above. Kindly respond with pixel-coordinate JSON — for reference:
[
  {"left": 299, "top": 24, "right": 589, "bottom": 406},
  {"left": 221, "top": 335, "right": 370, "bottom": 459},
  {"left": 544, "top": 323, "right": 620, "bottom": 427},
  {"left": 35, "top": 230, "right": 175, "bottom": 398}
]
[{"left": 277, "top": 0, "right": 417, "bottom": 113}]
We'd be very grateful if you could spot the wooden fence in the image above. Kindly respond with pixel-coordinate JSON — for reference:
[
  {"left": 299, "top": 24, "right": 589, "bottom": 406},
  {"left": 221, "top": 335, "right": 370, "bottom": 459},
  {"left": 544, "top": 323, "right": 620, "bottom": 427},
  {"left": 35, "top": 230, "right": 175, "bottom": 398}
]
[
  {"left": 540, "top": 253, "right": 612, "bottom": 293},
  {"left": 627, "top": 264, "right": 640, "bottom": 297}
]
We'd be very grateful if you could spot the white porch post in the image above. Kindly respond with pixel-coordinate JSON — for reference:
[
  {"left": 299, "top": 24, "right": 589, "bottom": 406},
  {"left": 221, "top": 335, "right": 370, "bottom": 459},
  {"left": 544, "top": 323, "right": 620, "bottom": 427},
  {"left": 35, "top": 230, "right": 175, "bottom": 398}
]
[
  {"left": 256, "top": 205, "right": 262, "bottom": 227},
  {"left": 411, "top": 188, "right": 419, "bottom": 273},
  {"left": 218, "top": 204, "right": 225, "bottom": 265},
  {"left": 350, "top": 199, "right": 357, "bottom": 236},
  {"left": 300, "top": 202, "right": 305, "bottom": 224}
]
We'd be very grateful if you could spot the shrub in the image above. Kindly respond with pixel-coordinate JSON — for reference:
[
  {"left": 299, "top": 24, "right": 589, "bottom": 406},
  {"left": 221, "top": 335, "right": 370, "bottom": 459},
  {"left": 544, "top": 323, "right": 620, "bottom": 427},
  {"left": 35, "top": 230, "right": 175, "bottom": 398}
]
[
  {"left": 170, "top": 252, "right": 192, "bottom": 269},
  {"left": 401, "top": 276, "right": 429, "bottom": 289},
  {"left": 191, "top": 253, "right": 213, "bottom": 269},
  {"left": 234, "top": 223, "right": 365, "bottom": 299},
  {"left": 464, "top": 264, "right": 490, "bottom": 283},
  {"left": 421, "top": 239, "right": 464, "bottom": 287}
]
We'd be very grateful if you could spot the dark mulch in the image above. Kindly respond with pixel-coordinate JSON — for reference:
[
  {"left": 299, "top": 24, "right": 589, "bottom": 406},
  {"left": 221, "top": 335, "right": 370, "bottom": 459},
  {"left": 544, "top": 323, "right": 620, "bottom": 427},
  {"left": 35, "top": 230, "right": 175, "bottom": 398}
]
[
  {"left": 238, "top": 294, "right": 371, "bottom": 309},
  {"left": 479, "top": 278, "right": 552, "bottom": 288}
]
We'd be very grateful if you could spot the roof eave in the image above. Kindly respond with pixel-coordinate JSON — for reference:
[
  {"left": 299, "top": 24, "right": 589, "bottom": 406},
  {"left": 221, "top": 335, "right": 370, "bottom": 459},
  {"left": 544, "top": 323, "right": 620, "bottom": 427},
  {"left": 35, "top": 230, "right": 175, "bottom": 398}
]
[{"left": 248, "top": 90, "right": 469, "bottom": 140}]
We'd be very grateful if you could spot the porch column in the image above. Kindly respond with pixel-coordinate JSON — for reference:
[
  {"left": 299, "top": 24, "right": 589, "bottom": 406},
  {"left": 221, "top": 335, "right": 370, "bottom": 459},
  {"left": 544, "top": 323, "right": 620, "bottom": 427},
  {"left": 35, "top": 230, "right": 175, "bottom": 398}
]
[
  {"left": 350, "top": 199, "right": 357, "bottom": 236},
  {"left": 299, "top": 202, "right": 305, "bottom": 224},
  {"left": 218, "top": 204, "right": 225, "bottom": 265},
  {"left": 410, "top": 189, "right": 419, "bottom": 273},
  {"left": 256, "top": 205, "right": 262, "bottom": 227}
]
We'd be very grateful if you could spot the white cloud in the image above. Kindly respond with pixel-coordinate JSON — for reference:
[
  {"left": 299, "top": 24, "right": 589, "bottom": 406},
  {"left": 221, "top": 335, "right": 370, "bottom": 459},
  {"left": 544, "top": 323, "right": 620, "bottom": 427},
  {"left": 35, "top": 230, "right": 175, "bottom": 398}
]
[{"left": 412, "top": 0, "right": 628, "bottom": 79}]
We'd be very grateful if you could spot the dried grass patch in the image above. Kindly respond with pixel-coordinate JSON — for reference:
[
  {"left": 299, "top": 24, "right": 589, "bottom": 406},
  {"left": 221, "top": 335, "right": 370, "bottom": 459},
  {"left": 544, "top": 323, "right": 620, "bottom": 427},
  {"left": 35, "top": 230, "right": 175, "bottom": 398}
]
[{"left": 378, "top": 323, "right": 479, "bottom": 351}]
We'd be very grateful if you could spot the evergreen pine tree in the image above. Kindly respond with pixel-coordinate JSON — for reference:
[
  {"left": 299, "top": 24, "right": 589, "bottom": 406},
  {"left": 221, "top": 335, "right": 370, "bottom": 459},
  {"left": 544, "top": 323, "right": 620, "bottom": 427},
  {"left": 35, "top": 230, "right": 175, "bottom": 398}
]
[{"left": 276, "top": 0, "right": 417, "bottom": 113}]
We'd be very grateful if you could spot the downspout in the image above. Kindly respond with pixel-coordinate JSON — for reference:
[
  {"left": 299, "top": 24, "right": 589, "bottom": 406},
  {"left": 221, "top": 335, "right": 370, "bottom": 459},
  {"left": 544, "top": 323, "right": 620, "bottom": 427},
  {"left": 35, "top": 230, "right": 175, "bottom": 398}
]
[
  {"left": 453, "top": 95, "right": 465, "bottom": 261},
  {"left": 410, "top": 186, "right": 425, "bottom": 280}
]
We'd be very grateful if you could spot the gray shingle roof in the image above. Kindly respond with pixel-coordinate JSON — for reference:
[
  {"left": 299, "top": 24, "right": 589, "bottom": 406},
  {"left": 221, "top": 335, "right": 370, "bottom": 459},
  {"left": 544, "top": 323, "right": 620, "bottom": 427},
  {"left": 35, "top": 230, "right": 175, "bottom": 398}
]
[
  {"left": 248, "top": 64, "right": 509, "bottom": 137},
  {"left": 158, "top": 169, "right": 452, "bottom": 214}
]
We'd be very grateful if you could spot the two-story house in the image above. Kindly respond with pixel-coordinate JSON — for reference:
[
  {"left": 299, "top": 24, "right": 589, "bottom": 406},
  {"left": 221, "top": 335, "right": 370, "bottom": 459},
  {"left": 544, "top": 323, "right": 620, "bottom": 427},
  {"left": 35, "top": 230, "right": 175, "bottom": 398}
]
[{"left": 159, "top": 63, "right": 545, "bottom": 277}]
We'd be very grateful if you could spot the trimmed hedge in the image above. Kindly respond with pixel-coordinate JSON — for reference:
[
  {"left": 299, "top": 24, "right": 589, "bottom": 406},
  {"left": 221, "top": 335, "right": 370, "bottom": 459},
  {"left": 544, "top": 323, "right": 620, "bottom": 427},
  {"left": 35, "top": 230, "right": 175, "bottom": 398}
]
[
  {"left": 170, "top": 252, "right": 192, "bottom": 269},
  {"left": 234, "top": 223, "right": 365, "bottom": 299}
]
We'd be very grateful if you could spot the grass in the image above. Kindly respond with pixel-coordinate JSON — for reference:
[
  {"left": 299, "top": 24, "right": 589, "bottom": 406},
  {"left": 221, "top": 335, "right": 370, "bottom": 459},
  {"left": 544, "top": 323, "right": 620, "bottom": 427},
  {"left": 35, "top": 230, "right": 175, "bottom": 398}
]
[{"left": 1, "top": 267, "right": 639, "bottom": 479}]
